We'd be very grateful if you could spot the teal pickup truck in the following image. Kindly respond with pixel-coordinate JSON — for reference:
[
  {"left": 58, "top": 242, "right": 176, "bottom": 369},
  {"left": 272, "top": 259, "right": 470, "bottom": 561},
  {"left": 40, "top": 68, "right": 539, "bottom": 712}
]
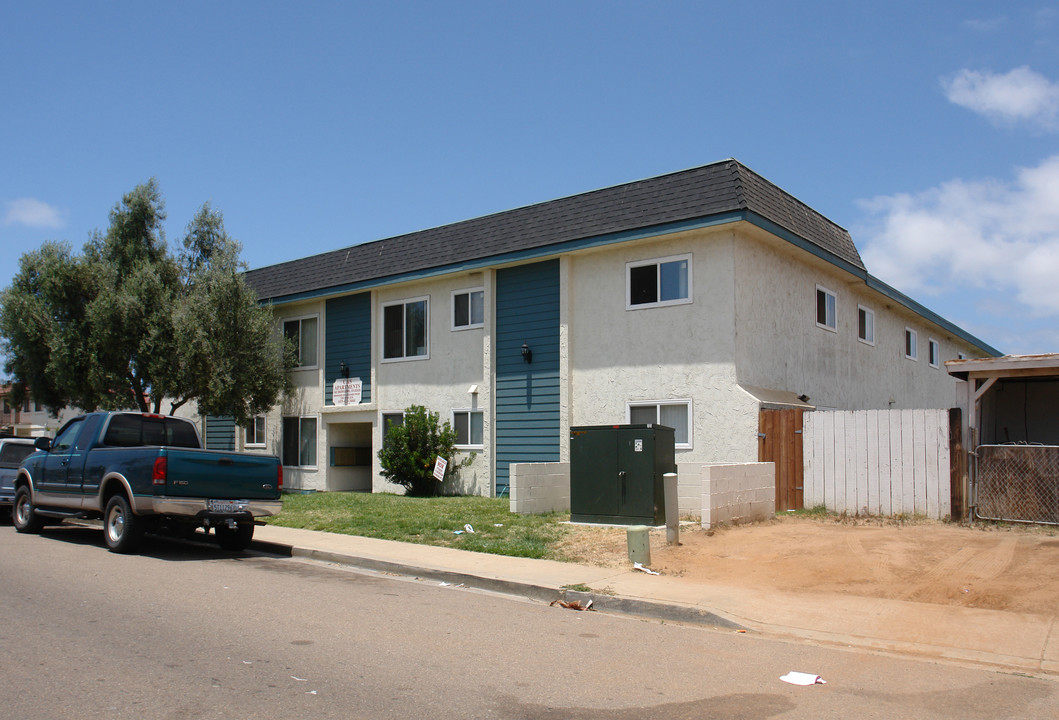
[{"left": 13, "top": 411, "right": 282, "bottom": 553}]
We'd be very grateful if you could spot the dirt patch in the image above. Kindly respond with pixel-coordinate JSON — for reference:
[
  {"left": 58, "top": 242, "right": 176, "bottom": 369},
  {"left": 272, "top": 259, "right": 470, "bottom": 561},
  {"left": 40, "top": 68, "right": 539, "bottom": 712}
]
[{"left": 555, "top": 516, "right": 1059, "bottom": 615}]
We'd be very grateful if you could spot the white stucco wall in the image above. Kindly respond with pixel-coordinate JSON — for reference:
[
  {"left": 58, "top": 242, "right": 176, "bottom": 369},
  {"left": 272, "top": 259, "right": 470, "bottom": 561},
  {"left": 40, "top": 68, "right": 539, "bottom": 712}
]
[
  {"left": 273, "top": 298, "right": 327, "bottom": 491},
  {"left": 372, "top": 273, "right": 491, "bottom": 495},
  {"left": 732, "top": 227, "right": 987, "bottom": 411},
  {"left": 566, "top": 226, "right": 760, "bottom": 465}
]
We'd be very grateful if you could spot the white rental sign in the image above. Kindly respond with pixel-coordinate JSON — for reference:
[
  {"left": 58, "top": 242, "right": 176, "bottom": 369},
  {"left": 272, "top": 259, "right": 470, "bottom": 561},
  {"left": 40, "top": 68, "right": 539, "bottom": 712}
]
[
  {"left": 332, "top": 377, "right": 363, "bottom": 406},
  {"left": 433, "top": 456, "right": 448, "bottom": 481}
]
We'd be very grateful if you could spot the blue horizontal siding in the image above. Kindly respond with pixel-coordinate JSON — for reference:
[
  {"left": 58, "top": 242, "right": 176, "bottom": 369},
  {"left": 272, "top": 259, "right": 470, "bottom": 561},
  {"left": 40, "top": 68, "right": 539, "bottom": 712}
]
[
  {"left": 204, "top": 416, "right": 235, "bottom": 451},
  {"left": 494, "top": 260, "right": 561, "bottom": 495},
  {"left": 325, "top": 293, "right": 372, "bottom": 405}
]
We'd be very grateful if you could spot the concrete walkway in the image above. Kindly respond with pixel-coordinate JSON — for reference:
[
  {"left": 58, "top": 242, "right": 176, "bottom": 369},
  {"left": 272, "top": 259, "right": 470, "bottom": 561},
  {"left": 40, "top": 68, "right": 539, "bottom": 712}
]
[{"left": 252, "top": 524, "right": 1059, "bottom": 677}]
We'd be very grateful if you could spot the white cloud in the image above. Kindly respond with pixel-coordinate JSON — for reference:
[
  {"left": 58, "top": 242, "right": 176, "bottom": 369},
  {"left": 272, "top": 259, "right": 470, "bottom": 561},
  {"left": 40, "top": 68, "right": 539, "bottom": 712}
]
[
  {"left": 943, "top": 66, "right": 1059, "bottom": 129},
  {"left": 4, "top": 197, "right": 66, "bottom": 229},
  {"left": 859, "top": 155, "right": 1059, "bottom": 318}
]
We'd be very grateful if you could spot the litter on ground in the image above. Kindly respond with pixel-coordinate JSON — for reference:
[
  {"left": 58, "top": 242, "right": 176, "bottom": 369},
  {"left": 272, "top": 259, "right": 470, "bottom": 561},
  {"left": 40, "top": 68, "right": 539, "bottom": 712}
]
[
  {"left": 550, "top": 599, "right": 594, "bottom": 611},
  {"left": 780, "top": 672, "right": 826, "bottom": 686}
]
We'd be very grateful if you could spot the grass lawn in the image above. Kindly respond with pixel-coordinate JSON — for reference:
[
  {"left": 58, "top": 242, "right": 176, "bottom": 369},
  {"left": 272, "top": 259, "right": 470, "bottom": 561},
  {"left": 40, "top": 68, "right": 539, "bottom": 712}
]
[{"left": 266, "top": 492, "right": 571, "bottom": 559}]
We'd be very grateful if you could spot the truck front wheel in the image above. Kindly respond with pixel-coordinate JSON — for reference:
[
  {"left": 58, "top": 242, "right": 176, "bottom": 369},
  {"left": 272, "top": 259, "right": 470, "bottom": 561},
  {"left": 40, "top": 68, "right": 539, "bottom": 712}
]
[
  {"left": 104, "top": 494, "right": 145, "bottom": 553},
  {"left": 215, "top": 522, "right": 255, "bottom": 551},
  {"left": 13, "top": 486, "right": 44, "bottom": 534}
]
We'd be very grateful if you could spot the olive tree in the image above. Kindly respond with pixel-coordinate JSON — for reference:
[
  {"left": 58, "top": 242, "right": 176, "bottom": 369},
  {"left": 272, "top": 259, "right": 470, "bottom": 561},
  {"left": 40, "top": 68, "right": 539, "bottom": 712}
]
[{"left": 0, "top": 180, "right": 292, "bottom": 423}]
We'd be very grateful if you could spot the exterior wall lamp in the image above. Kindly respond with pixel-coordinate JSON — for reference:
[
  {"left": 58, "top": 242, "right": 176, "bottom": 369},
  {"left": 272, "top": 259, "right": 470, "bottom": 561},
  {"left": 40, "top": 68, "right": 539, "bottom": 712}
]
[
  {"left": 521, "top": 343, "right": 532, "bottom": 364},
  {"left": 339, "top": 361, "right": 350, "bottom": 378}
]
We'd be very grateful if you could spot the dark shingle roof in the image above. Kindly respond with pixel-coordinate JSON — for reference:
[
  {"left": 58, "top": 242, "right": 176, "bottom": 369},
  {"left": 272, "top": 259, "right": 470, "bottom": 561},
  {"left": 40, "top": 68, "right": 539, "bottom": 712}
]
[{"left": 246, "top": 159, "right": 863, "bottom": 302}]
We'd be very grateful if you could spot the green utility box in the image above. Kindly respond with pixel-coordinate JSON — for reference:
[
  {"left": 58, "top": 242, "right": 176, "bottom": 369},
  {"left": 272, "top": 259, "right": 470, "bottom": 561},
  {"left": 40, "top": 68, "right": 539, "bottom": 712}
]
[{"left": 569, "top": 424, "right": 676, "bottom": 525}]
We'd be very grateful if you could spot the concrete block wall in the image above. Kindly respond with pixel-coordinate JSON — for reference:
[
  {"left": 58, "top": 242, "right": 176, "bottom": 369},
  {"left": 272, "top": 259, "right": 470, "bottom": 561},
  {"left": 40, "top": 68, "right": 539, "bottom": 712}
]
[
  {"left": 699, "top": 462, "right": 776, "bottom": 529},
  {"left": 508, "top": 460, "right": 776, "bottom": 527},
  {"left": 676, "top": 462, "right": 706, "bottom": 518},
  {"left": 509, "top": 462, "right": 570, "bottom": 514}
]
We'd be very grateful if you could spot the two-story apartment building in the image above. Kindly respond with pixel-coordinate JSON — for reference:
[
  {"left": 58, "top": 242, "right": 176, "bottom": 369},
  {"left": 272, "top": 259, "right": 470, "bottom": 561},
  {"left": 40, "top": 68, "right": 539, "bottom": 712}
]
[{"left": 227, "top": 159, "right": 998, "bottom": 496}]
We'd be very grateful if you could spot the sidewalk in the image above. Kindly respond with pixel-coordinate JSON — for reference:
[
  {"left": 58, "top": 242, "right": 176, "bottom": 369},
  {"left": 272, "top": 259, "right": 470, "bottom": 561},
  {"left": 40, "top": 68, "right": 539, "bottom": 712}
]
[{"left": 252, "top": 524, "right": 1059, "bottom": 677}]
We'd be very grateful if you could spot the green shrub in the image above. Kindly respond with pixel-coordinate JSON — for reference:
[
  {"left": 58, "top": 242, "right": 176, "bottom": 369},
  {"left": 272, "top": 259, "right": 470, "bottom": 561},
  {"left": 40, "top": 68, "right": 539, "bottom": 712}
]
[{"left": 377, "top": 405, "right": 473, "bottom": 496}]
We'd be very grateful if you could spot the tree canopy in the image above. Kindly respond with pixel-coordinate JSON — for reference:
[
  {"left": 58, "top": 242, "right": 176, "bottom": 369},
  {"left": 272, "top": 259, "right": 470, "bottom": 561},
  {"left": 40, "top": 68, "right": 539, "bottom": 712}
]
[{"left": 0, "top": 180, "right": 293, "bottom": 425}]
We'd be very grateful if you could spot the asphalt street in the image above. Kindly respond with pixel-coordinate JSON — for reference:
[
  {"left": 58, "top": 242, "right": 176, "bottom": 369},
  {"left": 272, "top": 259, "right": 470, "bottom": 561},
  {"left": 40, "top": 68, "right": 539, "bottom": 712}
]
[{"left": 2, "top": 524, "right": 1056, "bottom": 719}]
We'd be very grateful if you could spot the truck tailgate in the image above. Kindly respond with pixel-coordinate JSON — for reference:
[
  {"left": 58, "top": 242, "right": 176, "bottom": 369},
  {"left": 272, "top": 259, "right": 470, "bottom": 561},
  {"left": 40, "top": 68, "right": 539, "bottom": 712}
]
[{"left": 163, "top": 448, "right": 281, "bottom": 500}]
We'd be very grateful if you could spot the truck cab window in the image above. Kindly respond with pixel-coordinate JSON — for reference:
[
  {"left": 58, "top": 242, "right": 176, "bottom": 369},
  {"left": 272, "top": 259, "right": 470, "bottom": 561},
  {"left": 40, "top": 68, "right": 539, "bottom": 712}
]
[
  {"left": 103, "top": 415, "right": 142, "bottom": 447},
  {"left": 51, "top": 418, "right": 84, "bottom": 453}
]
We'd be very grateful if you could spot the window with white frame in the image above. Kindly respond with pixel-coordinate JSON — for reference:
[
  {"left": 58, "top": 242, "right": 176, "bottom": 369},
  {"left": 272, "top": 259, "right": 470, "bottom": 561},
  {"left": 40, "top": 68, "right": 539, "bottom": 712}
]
[
  {"left": 858, "top": 305, "right": 875, "bottom": 345},
  {"left": 383, "top": 298, "right": 428, "bottom": 360},
  {"left": 452, "top": 288, "right": 484, "bottom": 330},
  {"left": 381, "top": 412, "right": 404, "bottom": 449},
  {"left": 928, "top": 338, "right": 940, "bottom": 368},
  {"left": 283, "top": 315, "right": 319, "bottom": 368},
  {"left": 627, "top": 400, "right": 692, "bottom": 449},
  {"left": 282, "top": 416, "right": 317, "bottom": 467},
  {"left": 905, "top": 328, "right": 918, "bottom": 360},
  {"left": 452, "top": 409, "right": 484, "bottom": 449},
  {"left": 816, "top": 285, "right": 836, "bottom": 331},
  {"left": 627, "top": 255, "right": 692, "bottom": 309},
  {"left": 245, "top": 416, "right": 266, "bottom": 447}
]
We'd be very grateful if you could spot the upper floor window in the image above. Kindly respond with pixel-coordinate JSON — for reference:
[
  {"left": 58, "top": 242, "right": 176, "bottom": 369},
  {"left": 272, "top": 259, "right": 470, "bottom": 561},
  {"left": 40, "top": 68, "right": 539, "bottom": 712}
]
[
  {"left": 905, "top": 328, "right": 918, "bottom": 360},
  {"left": 283, "top": 315, "right": 319, "bottom": 368},
  {"left": 858, "top": 305, "right": 875, "bottom": 345},
  {"left": 452, "top": 288, "right": 484, "bottom": 330},
  {"left": 928, "top": 338, "right": 940, "bottom": 368},
  {"left": 816, "top": 285, "right": 836, "bottom": 331},
  {"left": 627, "top": 255, "right": 692, "bottom": 309},
  {"left": 245, "top": 416, "right": 266, "bottom": 447},
  {"left": 628, "top": 400, "right": 692, "bottom": 449},
  {"left": 383, "top": 298, "right": 428, "bottom": 361}
]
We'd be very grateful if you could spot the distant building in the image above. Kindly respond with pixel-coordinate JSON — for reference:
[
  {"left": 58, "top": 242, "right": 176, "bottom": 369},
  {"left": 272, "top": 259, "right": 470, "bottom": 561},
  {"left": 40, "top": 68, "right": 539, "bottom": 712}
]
[
  {"left": 204, "top": 159, "right": 998, "bottom": 496},
  {"left": 0, "top": 386, "right": 70, "bottom": 437}
]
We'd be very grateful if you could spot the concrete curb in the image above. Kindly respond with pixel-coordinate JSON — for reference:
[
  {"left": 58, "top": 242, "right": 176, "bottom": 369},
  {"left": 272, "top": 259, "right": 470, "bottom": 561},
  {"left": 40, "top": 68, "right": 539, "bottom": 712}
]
[{"left": 251, "top": 539, "right": 746, "bottom": 631}]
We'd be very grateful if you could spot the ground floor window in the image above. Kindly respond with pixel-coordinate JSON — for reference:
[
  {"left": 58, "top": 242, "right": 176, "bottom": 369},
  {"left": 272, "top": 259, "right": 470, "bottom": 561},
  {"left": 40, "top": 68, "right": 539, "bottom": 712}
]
[
  {"left": 381, "top": 412, "right": 405, "bottom": 449},
  {"left": 627, "top": 400, "right": 692, "bottom": 449},
  {"left": 282, "top": 416, "right": 317, "bottom": 467},
  {"left": 452, "top": 409, "right": 484, "bottom": 449},
  {"left": 245, "top": 416, "right": 266, "bottom": 447}
]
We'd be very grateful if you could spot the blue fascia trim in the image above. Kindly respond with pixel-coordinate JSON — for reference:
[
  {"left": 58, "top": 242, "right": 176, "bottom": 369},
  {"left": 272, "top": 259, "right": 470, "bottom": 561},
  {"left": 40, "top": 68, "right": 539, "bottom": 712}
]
[
  {"left": 865, "top": 275, "right": 1001, "bottom": 356},
  {"left": 742, "top": 211, "right": 867, "bottom": 279},
  {"left": 261, "top": 212, "right": 747, "bottom": 306}
]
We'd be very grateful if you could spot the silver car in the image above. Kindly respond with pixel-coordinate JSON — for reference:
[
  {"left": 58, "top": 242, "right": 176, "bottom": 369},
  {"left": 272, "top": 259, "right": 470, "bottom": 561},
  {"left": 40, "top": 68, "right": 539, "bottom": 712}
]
[{"left": 0, "top": 438, "right": 39, "bottom": 510}]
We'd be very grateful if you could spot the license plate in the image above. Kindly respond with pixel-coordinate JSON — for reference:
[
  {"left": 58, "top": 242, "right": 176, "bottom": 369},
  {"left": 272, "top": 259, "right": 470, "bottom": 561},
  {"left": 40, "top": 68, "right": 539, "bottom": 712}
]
[{"left": 208, "top": 499, "right": 249, "bottom": 513}]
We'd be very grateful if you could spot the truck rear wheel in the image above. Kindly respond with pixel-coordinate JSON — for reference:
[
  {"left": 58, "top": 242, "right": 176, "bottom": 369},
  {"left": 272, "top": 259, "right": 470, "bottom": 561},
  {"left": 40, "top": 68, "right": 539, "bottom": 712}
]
[
  {"left": 104, "top": 494, "right": 145, "bottom": 553},
  {"left": 215, "top": 522, "right": 255, "bottom": 551},
  {"left": 13, "top": 486, "right": 44, "bottom": 534}
]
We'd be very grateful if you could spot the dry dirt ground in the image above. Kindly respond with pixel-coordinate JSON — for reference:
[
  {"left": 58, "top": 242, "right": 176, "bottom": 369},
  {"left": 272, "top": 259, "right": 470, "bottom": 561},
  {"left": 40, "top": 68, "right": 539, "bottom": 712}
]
[{"left": 554, "top": 515, "right": 1059, "bottom": 616}]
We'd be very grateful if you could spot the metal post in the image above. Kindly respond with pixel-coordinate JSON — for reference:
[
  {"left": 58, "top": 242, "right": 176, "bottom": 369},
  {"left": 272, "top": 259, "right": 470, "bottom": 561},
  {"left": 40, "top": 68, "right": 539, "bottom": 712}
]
[{"left": 664, "top": 472, "right": 679, "bottom": 545}]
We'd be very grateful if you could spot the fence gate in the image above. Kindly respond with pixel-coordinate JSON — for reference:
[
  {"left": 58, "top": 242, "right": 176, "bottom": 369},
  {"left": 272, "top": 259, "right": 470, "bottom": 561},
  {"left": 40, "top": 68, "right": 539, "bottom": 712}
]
[
  {"left": 975, "top": 444, "right": 1059, "bottom": 525},
  {"left": 759, "top": 409, "right": 804, "bottom": 511}
]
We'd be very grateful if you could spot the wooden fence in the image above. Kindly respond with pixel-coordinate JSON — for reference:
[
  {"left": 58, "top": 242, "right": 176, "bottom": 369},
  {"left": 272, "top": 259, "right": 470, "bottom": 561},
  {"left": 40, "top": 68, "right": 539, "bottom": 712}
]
[{"left": 803, "top": 409, "right": 954, "bottom": 520}]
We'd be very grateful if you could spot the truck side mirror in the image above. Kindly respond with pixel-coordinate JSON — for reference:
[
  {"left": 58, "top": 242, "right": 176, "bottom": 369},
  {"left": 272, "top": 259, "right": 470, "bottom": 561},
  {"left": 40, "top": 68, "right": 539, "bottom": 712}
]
[{"left": 34, "top": 436, "right": 52, "bottom": 452}]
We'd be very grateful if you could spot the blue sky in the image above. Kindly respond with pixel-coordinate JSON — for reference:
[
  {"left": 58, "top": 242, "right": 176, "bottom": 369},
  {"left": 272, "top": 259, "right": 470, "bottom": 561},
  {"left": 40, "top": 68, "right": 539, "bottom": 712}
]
[{"left": 3, "top": 1, "right": 1058, "bottom": 355}]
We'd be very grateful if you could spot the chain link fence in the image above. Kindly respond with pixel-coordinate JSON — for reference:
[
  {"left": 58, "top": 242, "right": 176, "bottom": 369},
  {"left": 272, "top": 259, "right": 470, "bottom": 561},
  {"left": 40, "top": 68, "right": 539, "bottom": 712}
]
[{"left": 975, "top": 444, "right": 1059, "bottom": 525}]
